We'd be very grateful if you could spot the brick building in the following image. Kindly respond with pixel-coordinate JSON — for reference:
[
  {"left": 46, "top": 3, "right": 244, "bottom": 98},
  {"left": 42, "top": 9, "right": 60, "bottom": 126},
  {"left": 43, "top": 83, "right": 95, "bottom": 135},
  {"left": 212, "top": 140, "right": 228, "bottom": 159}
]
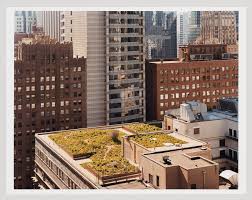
[
  {"left": 146, "top": 44, "right": 238, "bottom": 121},
  {"left": 14, "top": 35, "right": 87, "bottom": 188}
]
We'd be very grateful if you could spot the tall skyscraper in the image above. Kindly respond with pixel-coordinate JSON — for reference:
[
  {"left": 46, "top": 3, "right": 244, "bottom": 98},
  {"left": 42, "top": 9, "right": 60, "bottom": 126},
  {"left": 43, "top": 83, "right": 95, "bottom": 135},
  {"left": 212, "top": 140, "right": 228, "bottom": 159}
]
[
  {"left": 145, "top": 11, "right": 177, "bottom": 59},
  {"left": 177, "top": 11, "right": 201, "bottom": 52},
  {"left": 15, "top": 11, "right": 37, "bottom": 33},
  {"left": 36, "top": 11, "right": 61, "bottom": 41},
  {"left": 60, "top": 11, "right": 145, "bottom": 126},
  {"left": 165, "top": 12, "right": 177, "bottom": 58},
  {"left": 14, "top": 35, "right": 87, "bottom": 188},
  {"left": 145, "top": 11, "right": 154, "bottom": 34},
  {"left": 200, "top": 11, "right": 237, "bottom": 45}
]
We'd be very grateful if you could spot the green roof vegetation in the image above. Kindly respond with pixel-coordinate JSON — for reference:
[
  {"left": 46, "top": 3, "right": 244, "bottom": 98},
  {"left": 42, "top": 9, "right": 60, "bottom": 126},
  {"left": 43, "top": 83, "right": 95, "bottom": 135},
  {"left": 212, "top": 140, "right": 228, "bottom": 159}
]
[
  {"left": 124, "top": 123, "right": 161, "bottom": 134},
  {"left": 49, "top": 129, "right": 138, "bottom": 176},
  {"left": 130, "top": 132, "right": 187, "bottom": 148}
]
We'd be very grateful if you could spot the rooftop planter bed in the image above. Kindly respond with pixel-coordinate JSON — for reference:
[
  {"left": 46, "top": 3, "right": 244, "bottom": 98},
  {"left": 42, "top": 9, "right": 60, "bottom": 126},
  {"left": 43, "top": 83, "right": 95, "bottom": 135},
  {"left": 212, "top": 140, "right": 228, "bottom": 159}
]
[
  {"left": 82, "top": 146, "right": 138, "bottom": 176},
  {"left": 49, "top": 128, "right": 138, "bottom": 176},
  {"left": 130, "top": 132, "right": 187, "bottom": 148},
  {"left": 123, "top": 123, "right": 161, "bottom": 134}
]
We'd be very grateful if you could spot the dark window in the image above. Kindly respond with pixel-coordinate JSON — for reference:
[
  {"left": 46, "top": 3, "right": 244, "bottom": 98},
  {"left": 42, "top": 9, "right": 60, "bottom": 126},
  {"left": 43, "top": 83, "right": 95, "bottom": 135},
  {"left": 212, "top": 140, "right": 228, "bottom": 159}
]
[
  {"left": 194, "top": 128, "right": 200, "bottom": 134},
  {"left": 229, "top": 128, "right": 232, "bottom": 136},
  {"left": 233, "top": 130, "right": 237, "bottom": 138},
  {"left": 229, "top": 149, "right": 233, "bottom": 158},
  {"left": 175, "top": 128, "right": 178, "bottom": 132},
  {"left": 220, "top": 150, "right": 226, "bottom": 158},
  {"left": 219, "top": 139, "right": 225, "bottom": 147},
  {"left": 156, "top": 175, "right": 159, "bottom": 187},
  {"left": 233, "top": 151, "right": 238, "bottom": 162},
  {"left": 149, "top": 174, "right": 153, "bottom": 184},
  {"left": 168, "top": 126, "right": 171, "bottom": 130},
  {"left": 191, "top": 184, "right": 197, "bottom": 189}
]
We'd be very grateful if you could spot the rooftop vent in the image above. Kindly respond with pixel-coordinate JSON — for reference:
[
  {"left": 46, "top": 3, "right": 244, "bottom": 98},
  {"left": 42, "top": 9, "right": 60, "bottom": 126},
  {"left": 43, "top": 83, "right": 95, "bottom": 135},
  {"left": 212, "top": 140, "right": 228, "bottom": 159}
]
[
  {"left": 163, "top": 156, "right": 172, "bottom": 165},
  {"left": 191, "top": 156, "right": 200, "bottom": 160},
  {"left": 200, "top": 146, "right": 207, "bottom": 150}
]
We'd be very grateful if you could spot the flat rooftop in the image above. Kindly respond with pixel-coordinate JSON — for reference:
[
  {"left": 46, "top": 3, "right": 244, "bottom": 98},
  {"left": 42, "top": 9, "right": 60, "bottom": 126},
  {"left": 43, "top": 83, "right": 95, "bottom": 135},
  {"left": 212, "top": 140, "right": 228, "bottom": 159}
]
[
  {"left": 143, "top": 147, "right": 216, "bottom": 170},
  {"left": 129, "top": 132, "right": 207, "bottom": 152},
  {"left": 105, "top": 180, "right": 152, "bottom": 189}
]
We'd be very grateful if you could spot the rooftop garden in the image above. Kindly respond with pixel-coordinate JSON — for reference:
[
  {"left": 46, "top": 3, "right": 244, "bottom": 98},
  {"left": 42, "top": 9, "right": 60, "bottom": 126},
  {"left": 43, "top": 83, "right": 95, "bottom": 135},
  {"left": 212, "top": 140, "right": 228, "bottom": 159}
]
[
  {"left": 130, "top": 132, "right": 187, "bottom": 148},
  {"left": 49, "top": 129, "right": 138, "bottom": 176},
  {"left": 123, "top": 123, "right": 161, "bottom": 134}
]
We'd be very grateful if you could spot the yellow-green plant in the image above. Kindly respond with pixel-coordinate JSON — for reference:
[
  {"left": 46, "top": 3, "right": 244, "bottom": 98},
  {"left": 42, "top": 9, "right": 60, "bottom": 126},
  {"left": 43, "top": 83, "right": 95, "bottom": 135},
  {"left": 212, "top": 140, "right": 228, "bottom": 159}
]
[
  {"left": 131, "top": 132, "right": 187, "bottom": 148},
  {"left": 124, "top": 123, "right": 161, "bottom": 134}
]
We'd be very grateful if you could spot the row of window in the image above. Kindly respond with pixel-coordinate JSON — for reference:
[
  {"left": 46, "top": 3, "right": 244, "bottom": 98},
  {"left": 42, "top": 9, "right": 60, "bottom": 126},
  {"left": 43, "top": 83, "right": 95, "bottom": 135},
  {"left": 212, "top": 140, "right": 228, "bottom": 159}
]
[
  {"left": 36, "top": 148, "right": 80, "bottom": 189},
  {"left": 160, "top": 89, "right": 237, "bottom": 101},
  {"left": 159, "top": 74, "right": 238, "bottom": 83},
  {"left": 160, "top": 82, "right": 238, "bottom": 92},
  {"left": 159, "top": 66, "right": 237, "bottom": 75}
]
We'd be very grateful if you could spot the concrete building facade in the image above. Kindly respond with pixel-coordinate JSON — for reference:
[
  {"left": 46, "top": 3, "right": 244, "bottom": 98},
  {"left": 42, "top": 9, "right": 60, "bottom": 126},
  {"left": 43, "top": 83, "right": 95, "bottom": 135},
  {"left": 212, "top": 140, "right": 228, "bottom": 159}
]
[
  {"left": 146, "top": 44, "right": 238, "bottom": 121},
  {"left": 163, "top": 100, "right": 238, "bottom": 172},
  {"left": 200, "top": 11, "right": 237, "bottom": 45},
  {"left": 15, "top": 11, "right": 37, "bottom": 33},
  {"left": 37, "top": 11, "right": 61, "bottom": 41},
  {"left": 14, "top": 35, "right": 87, "bottom": 188},
  {"left": 60, "top": 11, "right": 145, "bottom": 126}
]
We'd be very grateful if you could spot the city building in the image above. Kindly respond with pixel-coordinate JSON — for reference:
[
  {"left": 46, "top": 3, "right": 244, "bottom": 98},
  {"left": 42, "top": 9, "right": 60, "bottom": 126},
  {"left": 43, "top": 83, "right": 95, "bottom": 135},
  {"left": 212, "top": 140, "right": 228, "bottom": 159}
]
[
  {"left": 15, "top": 11, "right": 37, "bottom": 33},
  {"left": 176, "top": 11, "right": 201, "bottom": 55},
  {"left": 36, "top": 11, "right": 61, "bottom": 41},
  {"left": 60, "top": 11, "right": 145, "bottom": 126},
  {"left": 200, "top": 11, "right": 237, "bottom": 45},
  {"left": 145, "top": 44, "right": 238, "bottom": 121},
  {"left": 163, "top": 99, "right": 238, "bottom": 172},
  {"left": 145, "top": 11, "right": 177, "bottom": 59},
  {"left": 14, "top": 35, "right": 87, "bottom": 188},
  {"left": 34, "top": 123, "right": 219, "bottom": 189}
]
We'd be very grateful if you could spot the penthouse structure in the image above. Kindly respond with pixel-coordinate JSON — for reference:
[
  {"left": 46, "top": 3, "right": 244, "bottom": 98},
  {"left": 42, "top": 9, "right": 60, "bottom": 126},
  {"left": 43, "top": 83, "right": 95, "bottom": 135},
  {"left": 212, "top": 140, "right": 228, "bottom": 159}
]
[
  {"left": 14, "top": 35, "right": 87, "bottom": 188},
  {"left": 163, "top": 99, "right": 238, "bottom": 172},
  {"left": 146, "top": 44, "right": 238, "bottom": 121},
  {"left": 34, "top": 123, "right": 219, "bottom": 189}
]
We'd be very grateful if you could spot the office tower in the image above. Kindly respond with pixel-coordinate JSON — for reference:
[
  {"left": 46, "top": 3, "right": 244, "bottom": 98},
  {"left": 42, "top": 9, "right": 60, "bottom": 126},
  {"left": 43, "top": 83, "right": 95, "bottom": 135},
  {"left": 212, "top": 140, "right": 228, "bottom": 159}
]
[
  {"left": 177, "top": 11, "right": 201, "bottom": 50},
  {"left": 14, "top": 35, "right": 86, "bottom": 188},
  {"left": 234, "top": 11, "right": 239, "bottom": 41},
  {"left": 200, "top": 11, "right": 237, "bottom": 45},
  {"left": 187, "top": 11, "right": 201, "bottom": 43},
  {"left": 154, "top": 11, "right": 165, "bottom": 27},
  {"left": 36, "top": 11, "right": 61, "bottom": 41},
  {"left": 145, "top": 11, "right": 154, "bottom": 34},
  {"left": 164, "top": 12, "right": 177, "bottom": 58},
  {"left": 146, "top": 44, "right": 238, "bottom": 121},
  {"left": 145, "top": 11, "right": 177, "bottom": 59},
  {"left": 106, "top": 11, "right": 145, "bottom": 124},
  {"left": 15, "top": 11, "right": 37, "bottom": 33},
  {"left": 60, "top": 11, "right": 145, "bottom": 126}
]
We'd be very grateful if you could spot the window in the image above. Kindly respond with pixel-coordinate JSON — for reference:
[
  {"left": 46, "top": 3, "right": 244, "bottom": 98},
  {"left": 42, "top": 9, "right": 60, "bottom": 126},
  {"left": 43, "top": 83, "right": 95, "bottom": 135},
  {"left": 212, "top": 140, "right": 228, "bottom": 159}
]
[
  {"left": 233, "top": 151, "right": 238, "bottom": 162},
  {"left": 167, "top": 126, "right": 171, "bottom": 130},
  {"left": 220, "top": 139, "right": 225, "bottom": 147},
  {"left": 229, "top": 128, "right": 232, "bottom": 136},
  {"left": 156, "top": 175, "right": 160, "bottom": 187},
  {"left": 149, "top": 174, "right": 153, "bottom": 184},
  {"left": 191, "top": 184, "right": 196, "bottom": 189},
  {"left": 229, "top": 149, "right": 232, "bottom": 158},
  {"left": 194, "top": 128, "right": 200, "bottom": 134},
  {"left": 233, "top": 130, "right": 237, "bottom": 138},
  {"left": 220, "top": 150, "right": 226, "bottom": 158}
]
